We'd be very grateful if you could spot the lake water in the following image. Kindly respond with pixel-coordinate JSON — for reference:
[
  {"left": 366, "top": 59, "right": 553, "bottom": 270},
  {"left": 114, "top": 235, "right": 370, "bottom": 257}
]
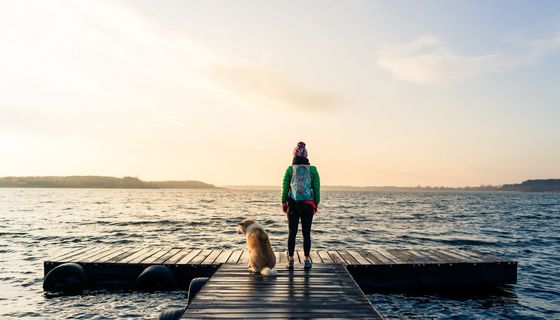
[{"left": 0, "top": 189, "right": 559, "bottom": 319}]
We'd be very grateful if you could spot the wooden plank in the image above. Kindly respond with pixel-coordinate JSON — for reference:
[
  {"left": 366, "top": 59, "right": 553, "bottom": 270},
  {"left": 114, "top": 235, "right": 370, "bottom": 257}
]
[
  {"left": 428, "top": 249, "right": 465, "bottom": 263},
  {"left": 138, "top": 248, "right": 172, "bottom": 264},
  {"left": 297, "top": 250, "right": 305, "bottom": 263},
  {"left": 317, "top": 250, "right": 333, "bottom": 263},
  {"left": 347, "top": 250, "right": 371, "bottom": 265},
  {"left": 408, "top": 249, "right": 448, "bottom": 264},
  {"left": 396, "top": 249, "right": 432, "bottom": 264},
  {"left": 93, "top": 248, "right": 132, "bottom": 263},
  {"left": 118, "top": 248, "right": 154, "bottom": 264},
  {"left": 177, "top": 249, "right": 202, "bottom": 264},
  {"left": 376, "top": 248, "right": 406, "bottom": 264},
  {"left": 70, "top": 246, "right": 111, "bottom": 263},
  {"left": 278, "top": 251, "right": 287, "bottom": 265},
  {"left": 152, "top": 248, "right": 182, "bottom": 264},
  {"left": 80, "top": 247, "right": 121, "bottom": 263},
  {"left": 213, "top": 250, "right": 234, "bottom": 265},
  {"left": 126, "top": 248, "right": 162, "bottom": 264},
  {"left": 50, "top": 247, "right": 90, "bottom": 262},
  {"left": 357, "top": 249, "right": 384, "bottom": 265},
  {"left": 386, "top": 249, "right": 418, "bottom": 264},
  {"left": 202, "top": 249, "right": 224, "bottom": 264},
  {"left": 309, "top": 250, "right": 322, "bottom": 263},
  {"left": 226, "top": 250, "right": 243, "bottom": 264},
  {"left": 239, "top": 250, "right": 250, "bottom": 264},
  {"left": 327, "top": 251, "right": 346, "bottom": 264},
  {"left": 436, "top": 249, "right": 470, "bottom": 262},
  {"left": 189, "top": 249, "right": 213, "bottom": 265},
  {"left": 106, "top": 248, "right": 142, "bottom": 263},
  {"left": 446, "top": 249, "right": 487, "bottom": 263},
  {"left": 162, "top": 248, "right": 192, "bottom": 264},
  {"left": 468, "top": 249, "right": 506, "bottom": 262},
  {"left": 337, "top": 250, "right": 359, "bottom": 265}
]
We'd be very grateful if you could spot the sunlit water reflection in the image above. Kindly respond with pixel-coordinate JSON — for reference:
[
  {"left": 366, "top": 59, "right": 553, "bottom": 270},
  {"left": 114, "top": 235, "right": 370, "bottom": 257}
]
[{"left": 0, "top": 189, "right": 558, "bottom": 319}]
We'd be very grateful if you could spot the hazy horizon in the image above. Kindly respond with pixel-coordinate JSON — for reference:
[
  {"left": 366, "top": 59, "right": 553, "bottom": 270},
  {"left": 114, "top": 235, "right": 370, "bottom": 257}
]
[{"left": 1, "top": 1, "right": 559, "bottom": 186}]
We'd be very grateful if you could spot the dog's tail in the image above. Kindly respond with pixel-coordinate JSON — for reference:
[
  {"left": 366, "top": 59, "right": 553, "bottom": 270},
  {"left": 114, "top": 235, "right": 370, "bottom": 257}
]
[{"left": 260, "top": 267, "right": 277, "bottom": 277}]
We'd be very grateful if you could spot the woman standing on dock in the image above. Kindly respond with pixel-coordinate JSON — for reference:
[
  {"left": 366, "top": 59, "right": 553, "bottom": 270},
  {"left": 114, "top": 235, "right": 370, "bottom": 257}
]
[{"left": 282, "top": 141, "right": 320, "bottom": 270}]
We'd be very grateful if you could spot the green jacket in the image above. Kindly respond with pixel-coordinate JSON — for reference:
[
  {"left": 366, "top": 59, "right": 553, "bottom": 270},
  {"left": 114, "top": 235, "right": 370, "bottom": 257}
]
[{"left": 282, "top": 165, "right": 320, "bottom": 204}]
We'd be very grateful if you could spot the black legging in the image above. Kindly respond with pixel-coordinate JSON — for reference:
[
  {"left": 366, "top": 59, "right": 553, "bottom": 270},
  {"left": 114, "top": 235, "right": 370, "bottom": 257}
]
[{"left": 287, "top": 203, "right": 314, "bottom": 257}]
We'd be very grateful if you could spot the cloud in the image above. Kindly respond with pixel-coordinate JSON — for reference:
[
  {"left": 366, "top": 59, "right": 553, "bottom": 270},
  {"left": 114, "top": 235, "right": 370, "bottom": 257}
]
[
  {"left": 0, "top": 0, "right": 338, "bottom": 114},
  {"left": 209, "top": 64, "right": 339, "bottom": 111},
  {"left": 377, "top": 32, "right": 560, "bottom": 84}
]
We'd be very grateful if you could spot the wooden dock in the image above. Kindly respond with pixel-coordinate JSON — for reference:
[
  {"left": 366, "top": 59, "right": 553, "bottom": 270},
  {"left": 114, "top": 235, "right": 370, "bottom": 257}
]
[
  {"left": 182, "top": 263, "right": 382, "bottom": 319},
  {"left": 44, "top": 247, "right": 517, "bottom": 290},
  {"left": 44, "top": 247, "right": 516, "bottom": 319}
]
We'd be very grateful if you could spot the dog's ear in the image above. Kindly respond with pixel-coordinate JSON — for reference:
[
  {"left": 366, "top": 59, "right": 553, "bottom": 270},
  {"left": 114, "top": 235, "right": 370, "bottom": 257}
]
[{"left": 238, "top": 222, "right": 244, "bottom": 226}]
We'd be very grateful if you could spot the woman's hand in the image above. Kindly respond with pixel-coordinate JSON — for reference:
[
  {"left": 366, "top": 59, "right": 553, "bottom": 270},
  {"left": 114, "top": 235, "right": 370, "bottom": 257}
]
[
  {"left": 282, "top": 202, "right": 288, "bottom": 213},
  {"left": 313, "top": 203, "right": 318, "bottom": 214}
]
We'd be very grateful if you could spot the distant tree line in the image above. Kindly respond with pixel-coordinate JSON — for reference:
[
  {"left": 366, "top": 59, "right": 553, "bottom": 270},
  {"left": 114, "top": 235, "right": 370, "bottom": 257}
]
[
  {"left": 0, "top": 176, "right": 216, "bottom": 189},
  {"left": 500, "top": 179, "right": 560, "bottom": 192}
]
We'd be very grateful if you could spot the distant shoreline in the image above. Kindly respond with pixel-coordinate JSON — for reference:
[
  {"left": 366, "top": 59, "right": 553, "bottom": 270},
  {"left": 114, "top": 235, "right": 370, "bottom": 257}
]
[
  {"left": 0, "top": 176, "right": 217, "bottom": 189},
  {"left": 227, "top": 179, "right": 560, "bottom": 192},
  {"left": 1, "top": 176, "right": 559, "bottom": 192}
]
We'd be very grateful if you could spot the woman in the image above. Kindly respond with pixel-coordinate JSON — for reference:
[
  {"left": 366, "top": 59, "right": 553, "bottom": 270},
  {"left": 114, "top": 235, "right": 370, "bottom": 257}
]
[{"left": 281, "top": 141, "right": 320, "bottom": 270}]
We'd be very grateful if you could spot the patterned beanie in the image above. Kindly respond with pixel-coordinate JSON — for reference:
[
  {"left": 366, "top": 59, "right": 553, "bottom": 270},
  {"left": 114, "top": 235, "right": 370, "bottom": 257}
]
[{"left": 293, "top": 141, "right": 308, "bottom": 158}]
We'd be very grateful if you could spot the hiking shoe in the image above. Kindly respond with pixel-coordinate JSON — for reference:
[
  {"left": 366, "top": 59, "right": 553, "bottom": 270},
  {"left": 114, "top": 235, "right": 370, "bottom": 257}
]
[
  {"left": 286, "top": 258, "right": 294, "bottom": 270},
  {"left": 304, "top": 259, "right": 312, "bottom": 270}
]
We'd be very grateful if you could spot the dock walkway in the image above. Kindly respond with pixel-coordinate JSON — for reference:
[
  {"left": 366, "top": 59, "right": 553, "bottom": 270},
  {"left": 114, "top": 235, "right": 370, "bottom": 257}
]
[{"left": 182, "top": 263, "right": 382, "bottom": 319}]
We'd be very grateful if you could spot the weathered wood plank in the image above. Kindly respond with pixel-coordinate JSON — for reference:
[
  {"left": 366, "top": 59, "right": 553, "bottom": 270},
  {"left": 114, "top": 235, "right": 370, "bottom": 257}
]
[
  {"left": 278, "top": 251, "right": 287, "bottom": 265},
  {"left": 468, "top": 249, "right": 506, "bottom": 262},
  {"left": 428, "top": 249, "right": 465, "bottom": 263},
  {"left": 176, "top": 249, "right": 202, "bottom": 264},
  {"left": 162, "top": 248, "right": 191, "bottom": 264},
  {"left": 152, "top": 248, "right": 182, "bottom": 264},
  {"left": 81, "top": 247, "right": 122, "bottom": 263},
  {"left": 141, "top": 248, "right": 173, "bottom": 264},
  {"left": 239, "top": 250, "right": 250, "bottom": 264},
  {"left": 117, "top": 248, "right": 153, "bottom": 264},
  {"left": 70, "top": 246, "right": 111, "bottom": 263},
  {"left": 395, "top": 249, "right": 431, "bottom": 264},
  {"left": 357, "top": 249, "right": 384, "bottom": 264},
  {"left": 93, "top": 248, "right": 132, "bottom": 263},
  {"left": 446, "top": 249, "right": 487, "bottom": 263},
  {"left": 200, "top": 250, "right": 221, "bottom": 265},
  {"left": 386, "top": 249, "right": 417, "bottom": 264},
  {"left": 226, "top": 250, "right": 243, "bottom": 264},
  {"left": 107, "top": 248, "right": 142, "bottom": 263},
  {"left": 308, "top": 250, "right": 322, "bottom": 263},
  {"left": 328, "top": 251, "right": 346, "bottom": 264},
  {"left": 50, "top": 247, "right": 90, "bottom": 262},
  {"left": 317, "top": 250, "right": 333, "bottom": 263},
  {"left": 296, "top": 250, "right": 304, "bottom": 263},
  {"left": 412, "top": 249, "right": 444, "bottom": 264},
  {"left": 436, "top": 249, "right": 470, "bottom": 262},
  {"left": 337, "top": 250, "right": 359, "bottom": 265},
  {"left": 376, "top": 248, "right": 406, "bottom": 264},
  {"left": 126, "top": 248, "right": 162, "bottom": 264},
  {"left": 213, "top": 250, "right": 234, "bottom": 265},
  {"left": 347, "top": 250, "right": 371, "bottom": 265},
  {"left": 189, "top": 249, "right": 213, "bottom": 265}
]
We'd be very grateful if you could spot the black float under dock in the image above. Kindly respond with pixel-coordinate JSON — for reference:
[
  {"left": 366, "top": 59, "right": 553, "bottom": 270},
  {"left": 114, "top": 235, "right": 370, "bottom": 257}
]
[{"left": 43, "top": 247, "right": 517, "bottom": 318}]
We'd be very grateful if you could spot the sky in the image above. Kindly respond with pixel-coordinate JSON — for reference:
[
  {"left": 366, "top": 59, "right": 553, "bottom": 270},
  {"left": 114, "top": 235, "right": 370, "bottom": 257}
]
[{"left": 1, "top": 0, "right": 559, "bottom": 187}]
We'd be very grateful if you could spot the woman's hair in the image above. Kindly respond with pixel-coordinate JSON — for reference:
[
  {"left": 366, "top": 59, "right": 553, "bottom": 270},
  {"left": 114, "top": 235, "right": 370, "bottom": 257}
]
[{"left": 292, "top": 156, "right": 310, "bottom": 165}]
